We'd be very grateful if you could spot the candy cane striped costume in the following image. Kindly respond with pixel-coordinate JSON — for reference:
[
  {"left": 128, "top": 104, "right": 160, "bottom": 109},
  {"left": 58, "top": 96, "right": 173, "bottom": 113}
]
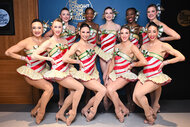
[
  {"left": 109, "top": 48, "right": 137, "bottom": 81},
  {"left": 70, "top": 46, "right": 112, "bottom": 81},
  {"left": 43, "top": 43, "right": 70, "bottom": 80},
  {"left": 61, "top": 29, "right": 76, "bottom": 49},
  {"left": 100, "top": 30, "right": 117, "bottom": 53},
  {"left": 17, "top": 45, "right": 49, "bottom": 80},
  {"left": 130, "top": 33, "right": 139, "bottom": 46},
  {"left": 88, "top": 28, "right": 97, "bottom": 47},
  {"left": 138, "top": 50, "right": 171, "bottom": 85}
]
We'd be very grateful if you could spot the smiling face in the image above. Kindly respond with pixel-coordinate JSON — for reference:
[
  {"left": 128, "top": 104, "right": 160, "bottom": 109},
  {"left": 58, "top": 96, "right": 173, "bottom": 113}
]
[
  {"left": 147, "top": 6, "right": 158, "bottom": 21},
  {"left": 126, "top": 9, "right": 136, "bottom": 23},
  {"left": 104, "top": 8, "right": 114, "bottom": 21},
  {"left": 80, "top": 26, "right": 90, "bottom": 41},
  {"left": 85, "top": 8, "right": 94, "bottom": 22},
  {"left": 120, "top": 28, "right": 130, "bottom": 42},
  {"left": 60, "top": 9, "right": 70, "bottom": 23},
  {"left": 52, "top": 21, "right": 63, "bottom": 36},
  {"left": 147, "top": 25, "right": 158, "bottom": 41},
  {"left": 31, "top": 22, "right": 43, "bottom": 37}
]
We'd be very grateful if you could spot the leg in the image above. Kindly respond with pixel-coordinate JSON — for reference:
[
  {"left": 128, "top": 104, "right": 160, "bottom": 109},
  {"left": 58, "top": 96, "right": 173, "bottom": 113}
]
[
  {"left": 107, "top": 78, "right": 129, "bottom": 122},
  {"left": 58, "top": 85, "right": 65, "bottom": 109},
  {"left": 56, "top": 90, "right": 75, "bottom": 122},
  {"left": 133, "top": 81, "right": 160, "bottom": 125},
  {"left": 82, "top": 80, "right": 106, "bottom": 121},
  {"left": 24, "top": 77, "right": 53, "bottom": 124},
  {"left": 151, "top": 87, "right": 162, "bottom": 113},
  {"left": 56, "top": 77, "right": 84, "bottom": 125}
]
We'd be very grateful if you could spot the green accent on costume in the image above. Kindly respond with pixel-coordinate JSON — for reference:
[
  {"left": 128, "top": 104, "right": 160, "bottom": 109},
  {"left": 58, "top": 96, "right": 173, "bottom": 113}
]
[
  {"left": 60, "top": 29, "right": 76, "bottom": 37},
  {"left": 49, "top": 43, "right": 68, "bottom": 57},
  {"left": 78, "top": 49, "right": 95, "bottom": 60},
  {"left": 25, "top": 45, "right": 39, "bottom": 55},
  {"left": 100, "top": 29, "right": 117, "bottom": 35},
  {"left": 113, "top": 48, "right": 132, "bottom": 62},
  {"left": 141, "top": 49, "right": 163, "bottom": 61}
]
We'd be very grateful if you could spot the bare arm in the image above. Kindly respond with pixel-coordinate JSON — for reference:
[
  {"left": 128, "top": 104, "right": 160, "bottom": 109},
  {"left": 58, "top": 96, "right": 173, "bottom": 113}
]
[
  {"left": 31, "top": 40, "right": 52, "bottom": 61},
  {"left": 131, "top": 44, "right": 147, "bottom": 67},
  {"left": 62, "top": 43, "right": 80, "bottom": 64},
  {"left": 5, "top": 39, "right": 27, "bottom": 61},
  {"left": 160, "top": 23, "right": 181, "bottom": 41},
  {"left": 162, "top": 43, "right": 185, "bottom": 65}
]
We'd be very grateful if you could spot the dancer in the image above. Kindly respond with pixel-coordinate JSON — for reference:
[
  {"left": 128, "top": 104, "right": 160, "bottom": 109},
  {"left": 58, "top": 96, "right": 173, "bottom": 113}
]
[
  {"left": 5, "top": 19, "right": 53, "bottom": 124},
  {"left": 77, "top": 7, "right": 99, "bottom": 46},
  {"left": 44, "top": 7, "right": 76, "bottom": 109},
  {"left": 146, "top": 4, "right": 181, "bottom": 114},
  {"left": 106, "top": 25, "right": 147, "bottom": 122},
  {"left": 133, "top": 22, "right": 185, "bottom": 125},
  {"left": 99, "top": 6, "right": 121, "bottom": 111},
  {"left": 77, "top": 7, "right": 99, "bottom": 106},
  {"left": 125, "top": 7, "right": 143, "bottom": 112},
  {"left": 32, "top": 18, "right": 84, "bottom": 126},
  {"left": 62, "top": 23, "right": 109, "bottom": 122}
]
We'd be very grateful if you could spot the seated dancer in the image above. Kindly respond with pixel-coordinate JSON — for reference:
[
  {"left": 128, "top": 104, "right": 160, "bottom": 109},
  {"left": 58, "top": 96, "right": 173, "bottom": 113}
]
[
  {"left": 62, "top": 23, "right": 111, "bottom": 122},
  {"left": 5, "top": 19, "right": 53, "bottom": 124},
  {"left": 133, "top": 22, "right": 185, "bottom": 125},
  {"left": 44, "top": 7, "right": 76, "bottom": 109},
  {"left": 145, "top": 4, "right": 181, "bottom": 114},
  {"left": 77, "top": 7, "right": 100, "bottom": 106},
  {"left": 32, "top": 18, "right": 84, "bottom": 126},
  {"left": 105, "top": 25, "right": 147, "bottom": 122}
]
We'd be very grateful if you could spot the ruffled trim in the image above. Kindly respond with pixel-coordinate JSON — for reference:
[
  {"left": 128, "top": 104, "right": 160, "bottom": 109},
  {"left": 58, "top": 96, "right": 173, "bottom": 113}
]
[
  {"left": 16, "top": 65, "right": 49, "bottom": 80},
  {"left": 138, "top": 71, "right": 171, "bottom": 85},
  {"left": 43, "top": 69, "right": 70, "bottom": 80},
  {"left": 70, "top": 66, "right": 99, "bottom": 81},
  {"left": 109, "top": 70, "right": 137, "bottom": 82},
  {"left": 94, "top": 46, "right": 112, "bottom": 61}
]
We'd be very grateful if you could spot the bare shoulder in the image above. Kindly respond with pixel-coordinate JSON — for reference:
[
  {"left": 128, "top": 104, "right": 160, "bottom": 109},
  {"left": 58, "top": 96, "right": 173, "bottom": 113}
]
[
  {"left": 115, "top": 23, "right": 121, "bottom": 30},
  {"left": 99, "top": 24, "right": 105, "bottom": 30},
  {"left": 69, "top": 25, "right": 76, "bottom": 31}
]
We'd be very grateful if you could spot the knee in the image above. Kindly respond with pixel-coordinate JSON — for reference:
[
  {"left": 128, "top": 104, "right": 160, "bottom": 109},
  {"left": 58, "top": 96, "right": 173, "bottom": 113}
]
[
  {"left": 78, "top": 84, "right": 84, "bottom": 93},
  {"left": 45, "top": 85, "right": 54, "bottom": 94},
  {"left": 99, "top": 86, "right": 107, "bottom": 96},
  {"left": 107, "top": 86, "right": 114, "bottom": 95}
]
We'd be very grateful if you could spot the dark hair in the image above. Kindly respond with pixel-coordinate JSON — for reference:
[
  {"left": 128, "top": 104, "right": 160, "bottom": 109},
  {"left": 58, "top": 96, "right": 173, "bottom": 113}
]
[
  {"left": 126, "top": 7, "right": 137, "bottom": 15},
  {"left": 120, "top": 25, "right": 131, "bottom": 33},
  {"left": 60, "top": 7, "right": 69, "bottom": 15},
  {"left": 80, "top": 22, "right": 90, "bottom": 30},
  {"left": 147, "top": 4, "right": 158, "bottom": 11},
  {"left": 147, "top": 21, "right": 159, "bottom": 30},
  {"left": 31, "top": 19, "right": 42, "bottom": 25},
  {"left": 85, "top": 7, "right": 95, "bottom": 14},
  {"left": 104, "top": 6, "right": 113, "bottom": 13}
]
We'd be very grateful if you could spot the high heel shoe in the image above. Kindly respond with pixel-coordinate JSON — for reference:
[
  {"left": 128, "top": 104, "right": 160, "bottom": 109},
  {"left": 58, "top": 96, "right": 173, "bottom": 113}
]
[
  {"left": 35, "top": 111, "right": 45, "bottom": 124},
  {"left": 86, "top": 107, "right": 96, "bottom": 122},
  {"left": 66, "top": 110, "right": 76, "bottom": 126},
  {"left": 55, "top": 113, "right": 66, "bottom": 123},
  {"left": 30, "top": 108, "right": 39, "bottom": 117},
  {"left": 58, "top": 101, "right": 63, "bottom": 109},
  {"left": 153, "top": 105, "right": 160, "bottom": 113},
  {"left": 144, "top": 114, "right": 155, "bottom": 125},
  {"left": 115, "top": 110, "right": 124, "bottom": 123},
  {"left": 81, "top": 108, "right": 89, "bottom": 118},
  {"left": 121, "top": 107, "right": 129, "bottom": 117}
]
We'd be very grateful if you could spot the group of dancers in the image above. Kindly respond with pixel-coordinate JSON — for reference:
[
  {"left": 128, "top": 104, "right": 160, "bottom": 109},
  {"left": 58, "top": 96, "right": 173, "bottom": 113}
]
[{"left": 5, "top": 4, "right": 185, "bottom": 126}]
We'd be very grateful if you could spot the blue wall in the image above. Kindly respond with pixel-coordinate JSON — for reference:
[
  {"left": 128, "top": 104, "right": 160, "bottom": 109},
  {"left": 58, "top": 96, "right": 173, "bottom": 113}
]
[{"left": 39, "top": 0, "right": 160, "bottom": 27}]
